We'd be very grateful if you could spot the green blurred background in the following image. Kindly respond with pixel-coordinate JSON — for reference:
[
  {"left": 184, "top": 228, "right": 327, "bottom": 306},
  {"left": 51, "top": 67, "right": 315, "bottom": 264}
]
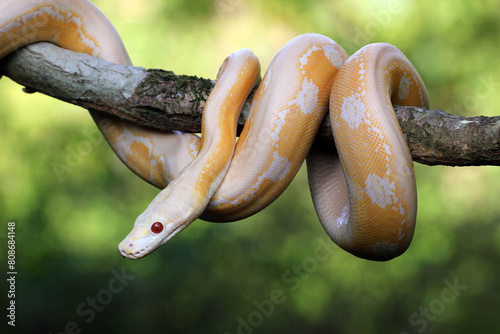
[{"left": 1, "top": 0, "right": 499, "bottom": 333}]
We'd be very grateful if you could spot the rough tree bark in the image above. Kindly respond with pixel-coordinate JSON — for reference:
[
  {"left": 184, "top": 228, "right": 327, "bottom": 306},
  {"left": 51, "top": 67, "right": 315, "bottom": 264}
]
[{"left": 1, "top": 42, "right": 499, "bottom": 166}]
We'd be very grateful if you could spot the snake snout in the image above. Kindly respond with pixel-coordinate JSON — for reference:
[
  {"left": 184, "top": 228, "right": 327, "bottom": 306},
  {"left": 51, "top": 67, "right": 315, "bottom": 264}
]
[{"left": 118, "top": 238, "right": 152, "bottom": 260}]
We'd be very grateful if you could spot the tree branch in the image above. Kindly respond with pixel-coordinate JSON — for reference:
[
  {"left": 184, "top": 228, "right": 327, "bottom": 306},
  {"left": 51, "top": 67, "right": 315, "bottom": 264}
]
[{"left": 1, "top": 42, "right": 499, "bottom": 166}]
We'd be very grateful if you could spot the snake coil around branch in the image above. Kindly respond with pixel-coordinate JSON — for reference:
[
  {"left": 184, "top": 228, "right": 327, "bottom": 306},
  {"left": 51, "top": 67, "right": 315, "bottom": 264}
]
[{"left": 1, "top": 42, "right": 499, "bottom": 167}]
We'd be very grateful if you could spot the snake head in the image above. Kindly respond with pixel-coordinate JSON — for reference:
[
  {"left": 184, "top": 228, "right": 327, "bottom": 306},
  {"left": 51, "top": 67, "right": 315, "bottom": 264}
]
[
  {"left": 118, "top": 219, "right": 185, "bottom": 260},
  {"left": 118, "top": 186, "right": 197, "bottom": 259}
]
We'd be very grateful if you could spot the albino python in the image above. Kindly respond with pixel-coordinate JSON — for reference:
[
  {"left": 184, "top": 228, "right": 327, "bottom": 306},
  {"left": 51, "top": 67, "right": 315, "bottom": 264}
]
[{"left": 1, "top": 0, "right": 429, "bottom": 261}]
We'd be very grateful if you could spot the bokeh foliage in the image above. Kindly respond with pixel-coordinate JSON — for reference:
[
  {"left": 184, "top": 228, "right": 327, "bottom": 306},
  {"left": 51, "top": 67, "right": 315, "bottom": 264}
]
[{"left": 1, "top": 0, "right": 499, "bottom": 333}]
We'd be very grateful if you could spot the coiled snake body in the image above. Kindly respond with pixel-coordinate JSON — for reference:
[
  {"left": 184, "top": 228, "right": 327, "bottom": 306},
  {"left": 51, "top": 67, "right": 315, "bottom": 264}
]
[{"left": 0, "top": 0, "right": 429, "bottom": 261}]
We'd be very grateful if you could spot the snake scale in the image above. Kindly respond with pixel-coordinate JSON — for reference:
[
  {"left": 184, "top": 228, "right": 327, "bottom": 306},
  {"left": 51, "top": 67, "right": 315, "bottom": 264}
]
[{"left": 0, "top": 0, "right": 429, "bottom": 261}]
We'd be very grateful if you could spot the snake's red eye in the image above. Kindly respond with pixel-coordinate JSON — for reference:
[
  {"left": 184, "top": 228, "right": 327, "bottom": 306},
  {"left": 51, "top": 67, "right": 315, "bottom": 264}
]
[{"left": 151, "top": 222, "right": 163, "bottom": 234}]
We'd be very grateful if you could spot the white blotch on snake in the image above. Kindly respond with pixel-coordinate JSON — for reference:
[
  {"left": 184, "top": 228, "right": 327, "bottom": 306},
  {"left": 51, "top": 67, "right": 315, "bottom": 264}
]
[
  {"left": 263, "top": 67, "right": 273, "bottom": 91},
  {"left": 298, "top": 45, "right": 321, "bottom": 68},
  {"left": 364, "top": 173, "right": 397, "bottom": 209},
  {"left": 288, "top": 78, "right": 319, "bottom": 114},
  {"left": 358, "top": 62, "right": 366, "bottom": 83},
  {"left": 340, "top": 93, "right": 367, "bottom": 128},
  {"left": 251, "top": 152, "right": 291, "bottom": 194},
  {"left": 372, "top": 241, "right": 399, "bottom": 257},
  {"left": 398, "top": 73, "right": 411, "bottom": 100},
  {"left": 271, "top": 108, "right": 291, "bottom": 144},
  {"left": 322, "top": 44, "right": 343, "bottom": 68}
]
